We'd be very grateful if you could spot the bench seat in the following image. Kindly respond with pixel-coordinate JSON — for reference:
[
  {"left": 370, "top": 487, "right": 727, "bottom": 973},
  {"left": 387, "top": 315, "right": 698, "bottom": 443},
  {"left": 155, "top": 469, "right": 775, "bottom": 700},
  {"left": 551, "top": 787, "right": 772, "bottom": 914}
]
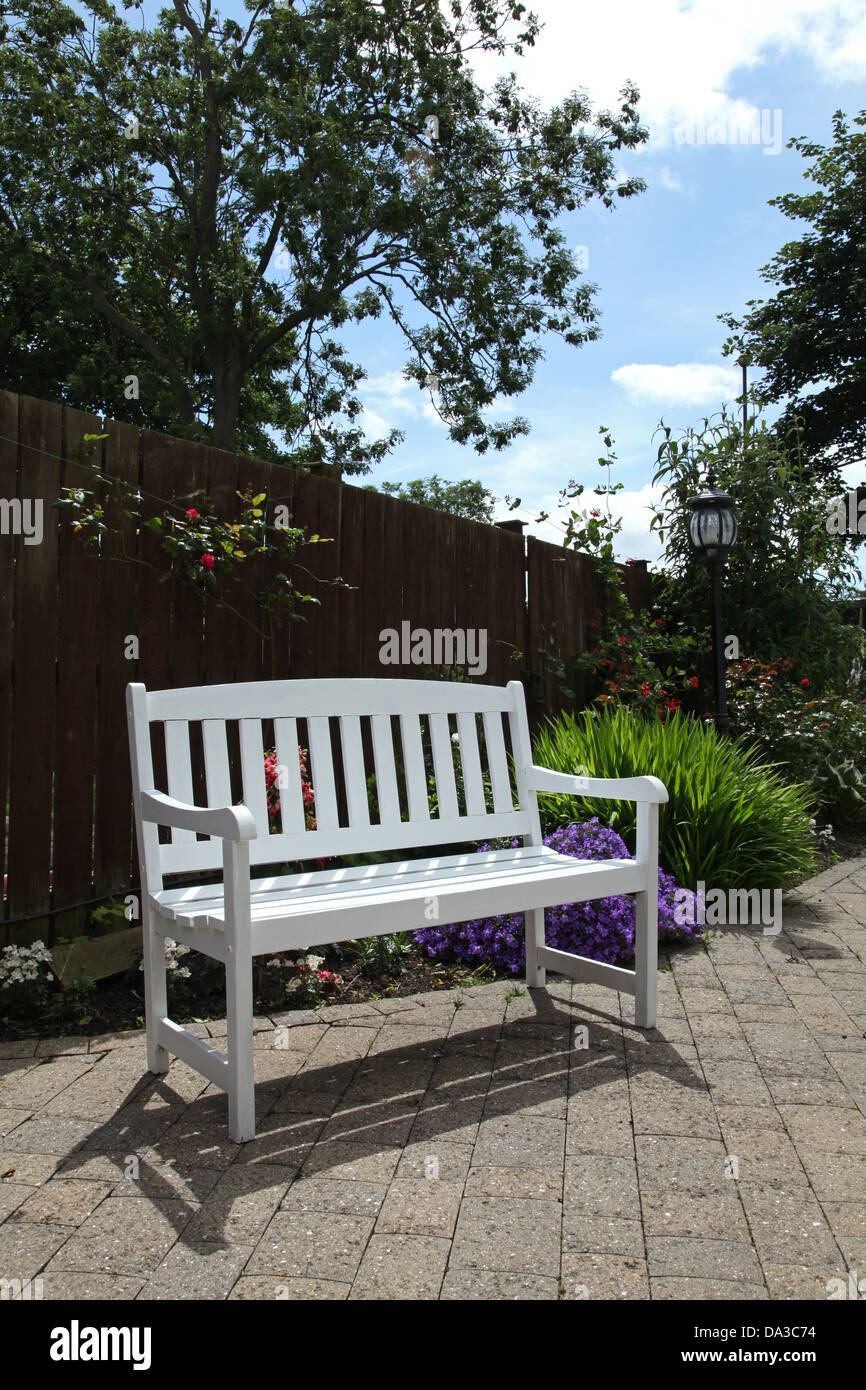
[{"left": 152, "top": 846, "right": 646, "bottom": 946}]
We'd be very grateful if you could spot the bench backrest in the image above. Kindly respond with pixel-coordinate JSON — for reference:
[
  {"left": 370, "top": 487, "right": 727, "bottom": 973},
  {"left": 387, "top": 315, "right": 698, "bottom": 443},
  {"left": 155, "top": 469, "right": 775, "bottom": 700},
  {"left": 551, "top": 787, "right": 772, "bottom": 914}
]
[{"left": 127, "top": 678, "right": 542, "bottom": 892}]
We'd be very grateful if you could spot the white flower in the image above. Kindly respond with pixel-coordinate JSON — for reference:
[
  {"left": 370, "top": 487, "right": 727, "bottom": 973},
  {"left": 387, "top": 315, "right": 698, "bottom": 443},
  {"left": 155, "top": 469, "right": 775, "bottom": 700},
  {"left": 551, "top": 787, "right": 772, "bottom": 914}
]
[{"left": 305, "top": 954, "right": 324, "bottom": 971}]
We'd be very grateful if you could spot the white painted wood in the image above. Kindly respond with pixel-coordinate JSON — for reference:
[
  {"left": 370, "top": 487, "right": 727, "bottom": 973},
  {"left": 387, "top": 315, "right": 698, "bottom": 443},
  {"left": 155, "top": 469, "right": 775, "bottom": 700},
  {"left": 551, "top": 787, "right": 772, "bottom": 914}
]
[
  {"left": 507, "top": 680, "right": 543, "bottom": 848},
  {"left": 536, "top": 946, "right": 638, "bottom": 994},
  {"left": 340, "top": 715, "right": 370, "bottom": 828},
  {"left": 202, "top": 720, "right": 232, "bottom": 811},
  {"left": 147, "top": 677, "right": 514, "bottom": 723},
  {"left": 482, "top": 709, "right": 513, "bottom": 813},
  {"left": 371, "top": 714, "right": 401, "bottom": 826},
  {"left": 164, "top": 721, "right": 196, "bottom": 843},
  {"left": 239, "top": 719, "right": 270, "bottom": 839},
  {"left": 525, "top": 906, "right": 545, "bottom": 988},
  {"left": 429, "top": 711, "right": 459, "bottom": 820},
  {"left": 126, "top": 683, "right": 161, "bottom": 898},
  {"left": 457, "top": 712, "right": 486, "bottom": 817},
  {"left": 634, "top": 800, "right": 659, "bottom": 1028},
  {"left": 307, "top": 716, "right": 339, "bottom": 832},
  {"left": 142, "top": 902, "right": 169, "bottom": 1073},
  {"left": 273, "top": 716, "right": 306, "bottom": 834},
  {"left": 223, "top": 836, "right": 255, "bottom": 1143},
  {"left": 140, "top": 790, "right": 256, "bottom": 842},
  {"left": 155, "top": 807, "right": 535, "bottom": 874},
  {"left": 399, "top": 712, "right": 429, "bottom": 821},
  {"left": 127, "top": 676, "right": 667, "bottom": 1142},
  {"left": 157, "top": 1018, "right": 229, "bottom": 1086},
  {"left": 528, "top": 765, "right": 669, "bottom": 804}
]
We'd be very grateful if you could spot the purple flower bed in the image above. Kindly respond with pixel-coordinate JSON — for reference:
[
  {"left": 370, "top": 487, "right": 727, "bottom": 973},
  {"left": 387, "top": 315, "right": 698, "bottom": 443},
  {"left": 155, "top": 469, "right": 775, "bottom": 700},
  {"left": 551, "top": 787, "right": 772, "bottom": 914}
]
[{"left": 414, "top": 818, "right": 702, "bottom": 975}]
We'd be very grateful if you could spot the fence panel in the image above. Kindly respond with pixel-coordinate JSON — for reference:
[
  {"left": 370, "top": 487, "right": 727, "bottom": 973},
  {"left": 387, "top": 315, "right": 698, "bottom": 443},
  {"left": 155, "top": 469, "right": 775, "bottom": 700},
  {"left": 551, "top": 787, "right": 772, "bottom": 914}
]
[
  {"left": 51, "top": 409, "right": 104, "bottom": 940},
  {"left": 0, "top": 393, "right": 652, "bottom": 940},
  {"left": 6, "top": 397, "right": 62, "bottom": 940},
  {"left": 0, "top": 392, "right": 18, "bottom": 939}
]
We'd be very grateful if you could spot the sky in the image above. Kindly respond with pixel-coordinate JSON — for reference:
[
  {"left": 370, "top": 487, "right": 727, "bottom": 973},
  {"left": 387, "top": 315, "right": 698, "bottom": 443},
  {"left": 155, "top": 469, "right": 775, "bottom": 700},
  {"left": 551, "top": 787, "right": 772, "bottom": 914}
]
[
  {"left": 124, "top": 1, "right": 866, "bottom": 565},
  {"left": 342, "top": 0, "right": 866, "bottom": 564}
]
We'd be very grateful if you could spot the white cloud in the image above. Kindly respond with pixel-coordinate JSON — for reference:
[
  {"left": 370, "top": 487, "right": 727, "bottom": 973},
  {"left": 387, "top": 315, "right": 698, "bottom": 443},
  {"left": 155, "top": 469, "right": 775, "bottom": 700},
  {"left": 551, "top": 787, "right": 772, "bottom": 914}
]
[
  {"left": 467, "top": 0, "right": 866, "bottom": 148},
  {"left": 656, "top": 165, "right": 687, "bottom": 194},
  {"left": 362, "top": 368, "right": 449, "bottom": 433},
  {"left": 612, "top": 362, "right": 741, "bottom": 407}
]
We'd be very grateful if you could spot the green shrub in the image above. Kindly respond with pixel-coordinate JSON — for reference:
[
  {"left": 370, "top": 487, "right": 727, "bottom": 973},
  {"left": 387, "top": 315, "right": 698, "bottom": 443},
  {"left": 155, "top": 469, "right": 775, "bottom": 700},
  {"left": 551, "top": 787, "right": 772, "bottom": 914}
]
[
  {"left": 728, "top": 659, "right": 866, "bottom": 826},
  {"left": 533, "top": 706, "right": 817, "bottom": 891}
]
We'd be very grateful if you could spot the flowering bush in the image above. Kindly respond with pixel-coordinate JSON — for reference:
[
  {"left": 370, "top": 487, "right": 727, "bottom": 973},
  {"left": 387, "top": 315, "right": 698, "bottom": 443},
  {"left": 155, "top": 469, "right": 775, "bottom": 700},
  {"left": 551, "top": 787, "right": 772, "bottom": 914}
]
[
  {"left": 138, "top": 937, "right": 191, "bottom": 980},
  {"left": 56, "top": 478, "right": 336, "bottom": 637},
  {"left": 0, "top": 940, "right": 54, "bottom": 1018},
  {"left": 728, "top": 658, "right": 866, "bottom": 825},
  {"left": 413, "top": 819, "right": 702, "bottom": 975},
  {"left": 269, "top": 951, "right": 342, "bottom": 1006}
]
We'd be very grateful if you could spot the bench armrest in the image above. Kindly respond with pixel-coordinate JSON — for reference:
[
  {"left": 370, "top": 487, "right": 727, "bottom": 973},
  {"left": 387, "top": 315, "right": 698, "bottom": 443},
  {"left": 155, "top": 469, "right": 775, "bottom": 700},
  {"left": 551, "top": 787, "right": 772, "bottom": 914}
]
[
  {"left": 527, "top": 766, "right": 669, "bottom": 805},
  {"left": 140, "top": 791, "right": 258, "bottom": 842}
]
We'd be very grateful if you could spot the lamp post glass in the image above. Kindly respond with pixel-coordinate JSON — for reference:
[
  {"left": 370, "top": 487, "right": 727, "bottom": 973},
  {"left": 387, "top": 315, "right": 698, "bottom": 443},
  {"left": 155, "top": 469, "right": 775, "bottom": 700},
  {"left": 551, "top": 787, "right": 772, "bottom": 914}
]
[{"left": 687, "top": 473, "right": 738, "bottom": 733}]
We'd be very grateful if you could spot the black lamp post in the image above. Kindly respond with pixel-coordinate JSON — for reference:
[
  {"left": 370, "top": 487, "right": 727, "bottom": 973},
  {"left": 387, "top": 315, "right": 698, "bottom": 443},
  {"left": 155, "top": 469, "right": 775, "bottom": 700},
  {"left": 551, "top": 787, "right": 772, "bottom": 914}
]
[{"left": 687, "top": 472, "right": 738, "bottom": 734}]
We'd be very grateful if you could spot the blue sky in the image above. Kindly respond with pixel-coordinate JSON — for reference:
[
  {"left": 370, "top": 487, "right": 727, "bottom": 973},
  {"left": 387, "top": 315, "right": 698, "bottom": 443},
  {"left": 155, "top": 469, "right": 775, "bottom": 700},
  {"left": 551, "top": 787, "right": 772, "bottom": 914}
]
[
  {"left": 339, "top": 0, "right": 866, "bottom": 564},
  {"left": 128, "top": 1, "right": 866, "bottom": 564}
]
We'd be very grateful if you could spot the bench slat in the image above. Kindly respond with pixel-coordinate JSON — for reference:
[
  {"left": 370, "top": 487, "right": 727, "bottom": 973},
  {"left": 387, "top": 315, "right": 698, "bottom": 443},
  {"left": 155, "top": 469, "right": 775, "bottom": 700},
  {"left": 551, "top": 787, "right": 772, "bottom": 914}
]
[
  {"left": 483, "top": 710, "right": 513, "bottom": 813},
  {"left": 429, "top": 711, "right": 459, "bottom": 820},
  {"left": 273, "top": 717, "right": 306, "bottom": 835},
  {"left": 400, "top": 712, "right": 430, "bottom": 822},
  {"left": 308, "top": 716, "right": 339, "bottom": 831},
  {"left": 457, "top": 712, "right": 485, "bottom": 817},
  {"left": 239, "top": 719, "right": 269, "bottom": 838},
  {"left": 340, "top": 715, "right": 370, "bottom": 829},
  {"left": 156, "top": 807, "right": 532, "bottom": 872},
  {"left": 165, "top": 721, "right": 196, "bottom": 843},
  {"left": 146, "top": 677, "right": 514, "bottom": 722},
  {"left": 202, "top": 720, "right": 232, "bottom": 811},
  {"left": 371, "top": 713, "right": 401, "bottom": 826}
]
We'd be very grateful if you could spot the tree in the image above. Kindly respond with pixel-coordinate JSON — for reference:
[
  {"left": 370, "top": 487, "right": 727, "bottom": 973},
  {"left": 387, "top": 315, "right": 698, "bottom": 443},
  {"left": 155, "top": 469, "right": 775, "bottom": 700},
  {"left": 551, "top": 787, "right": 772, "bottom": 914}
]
[
  {"left": 371, "top": 474, "right": 496, "bottom": 522},
  {"left": 0, "top": 0, "right": 646, "bottom": 471},
  {"left": 651, "top": 411, "right": 863, "bottom": 693},
  {"left": 721, "top": 110, "right": 866, "bottom": 471}
]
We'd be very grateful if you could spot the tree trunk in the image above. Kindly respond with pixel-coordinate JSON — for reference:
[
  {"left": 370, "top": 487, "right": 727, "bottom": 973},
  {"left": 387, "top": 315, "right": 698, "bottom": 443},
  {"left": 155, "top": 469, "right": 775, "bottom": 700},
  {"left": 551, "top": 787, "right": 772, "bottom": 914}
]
[{"left": 211, "top": 357, "right": 244, "bottom": 452}]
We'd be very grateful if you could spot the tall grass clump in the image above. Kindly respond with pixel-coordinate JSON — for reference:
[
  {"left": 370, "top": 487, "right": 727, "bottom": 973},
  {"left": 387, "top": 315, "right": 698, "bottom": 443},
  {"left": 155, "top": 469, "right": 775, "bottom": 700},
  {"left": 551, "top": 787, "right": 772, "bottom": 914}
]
[{"left": 533, "top": 706, "right": 817, "bottom": 891}]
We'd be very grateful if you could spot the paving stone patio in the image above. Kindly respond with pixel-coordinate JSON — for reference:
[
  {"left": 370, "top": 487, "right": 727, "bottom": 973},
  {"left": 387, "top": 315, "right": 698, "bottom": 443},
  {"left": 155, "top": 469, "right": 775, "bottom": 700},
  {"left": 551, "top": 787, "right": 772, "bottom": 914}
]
[{"left": 2, "top": 854, "right": 866, "bottom": 1301}]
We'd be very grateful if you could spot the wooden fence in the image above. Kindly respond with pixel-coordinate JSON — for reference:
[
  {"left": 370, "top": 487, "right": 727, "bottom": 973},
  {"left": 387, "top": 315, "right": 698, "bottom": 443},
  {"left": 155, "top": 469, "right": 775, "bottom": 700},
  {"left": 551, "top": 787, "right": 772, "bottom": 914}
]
[{"left": 0, "top": 391, "right": 650, "bottom": 945}]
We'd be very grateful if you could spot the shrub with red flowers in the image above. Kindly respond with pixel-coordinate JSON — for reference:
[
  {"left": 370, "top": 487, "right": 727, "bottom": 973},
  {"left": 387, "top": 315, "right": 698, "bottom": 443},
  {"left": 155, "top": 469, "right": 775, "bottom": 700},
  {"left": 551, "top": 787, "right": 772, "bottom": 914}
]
[
  {"left": 728, "top": 658, "right": 866, "bottom": 826},
  {"left": 56, "top": 477, "right": 338, "bottom": 637}
]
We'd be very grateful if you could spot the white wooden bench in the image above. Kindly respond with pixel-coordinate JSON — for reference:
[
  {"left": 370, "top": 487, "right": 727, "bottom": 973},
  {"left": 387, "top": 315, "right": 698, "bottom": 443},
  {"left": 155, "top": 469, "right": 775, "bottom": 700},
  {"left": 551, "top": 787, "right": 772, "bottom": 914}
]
[{"left": 126, "top": 678, "right": 668, "bottom": 1141}]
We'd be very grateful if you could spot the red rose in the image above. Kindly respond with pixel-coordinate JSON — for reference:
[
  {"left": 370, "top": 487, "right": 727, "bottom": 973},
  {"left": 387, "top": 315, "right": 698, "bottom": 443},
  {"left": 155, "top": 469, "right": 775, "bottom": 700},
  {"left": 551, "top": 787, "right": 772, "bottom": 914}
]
[
  {"left": 800, "top": 677, "right": 810, "bottom": 686},
  {"left": 201, "top": 553, "right": 215, "bottom": 570},
  {"left": 688, "top": 676, "right": 699, "bottom": 688},
  {"left": 186, "top": 508, "right": 199, "bottom": 519}
]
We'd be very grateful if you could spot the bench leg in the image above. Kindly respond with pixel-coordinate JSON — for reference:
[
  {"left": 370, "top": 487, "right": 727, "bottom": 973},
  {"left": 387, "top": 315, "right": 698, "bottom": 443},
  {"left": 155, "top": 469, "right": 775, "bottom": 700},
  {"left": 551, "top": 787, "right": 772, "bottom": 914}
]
[
  {"left": 525, "top": 907, "right": 546, "bottom": 988},
  {"left": 225, "top": 949, "right": 256, "bottom": 1143},
  {"left": 142, "top": 906, "right": 170, "bottom": 1074},
  {"left": 634, "top": 888, "right": 658, "bottom": 1029}
]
